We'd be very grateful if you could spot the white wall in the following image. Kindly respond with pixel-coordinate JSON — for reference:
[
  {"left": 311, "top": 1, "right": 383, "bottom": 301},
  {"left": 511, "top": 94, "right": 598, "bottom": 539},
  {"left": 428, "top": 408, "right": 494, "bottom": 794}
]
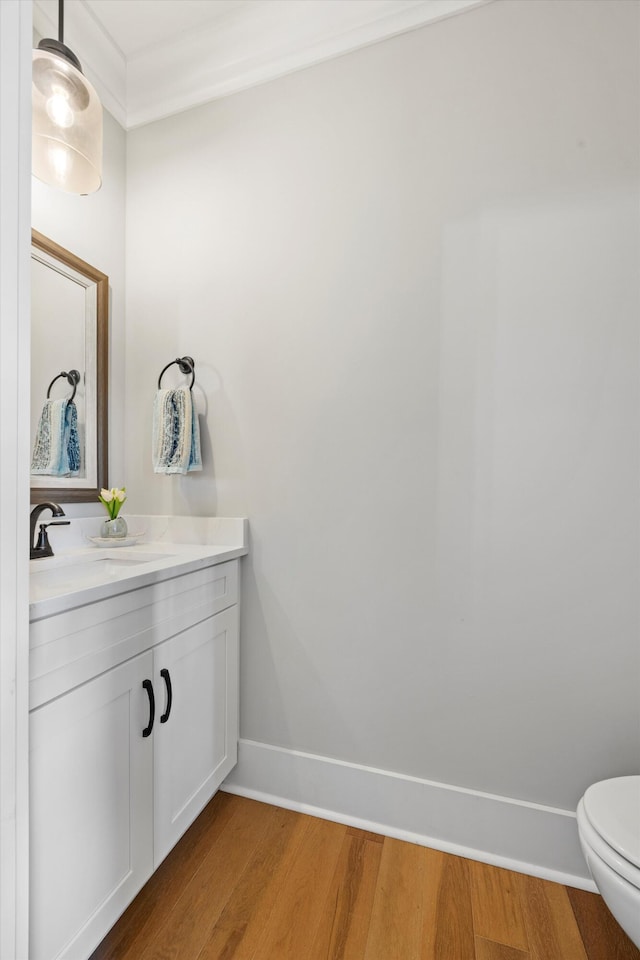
[
  {"left": 1, "top": 3, "right": 32, "bottom": 955},
  {"left": 126, "top": 0, "right": 639, "bottom": 823},
  {"left": 31, "top": 108, "right": 127, "bottom": 514}
]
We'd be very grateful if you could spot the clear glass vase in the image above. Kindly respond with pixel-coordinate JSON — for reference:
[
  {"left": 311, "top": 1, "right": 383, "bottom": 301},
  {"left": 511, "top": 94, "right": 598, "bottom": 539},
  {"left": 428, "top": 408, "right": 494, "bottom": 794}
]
[{"left": 100, "top": 516, "right": 128, "bottom": 539}]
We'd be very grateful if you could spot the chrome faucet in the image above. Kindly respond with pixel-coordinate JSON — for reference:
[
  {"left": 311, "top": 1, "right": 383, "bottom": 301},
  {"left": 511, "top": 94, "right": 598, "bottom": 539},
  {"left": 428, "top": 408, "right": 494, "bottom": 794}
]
[{"left": 30, "top": 502, "right": 70, "bottom": 559}]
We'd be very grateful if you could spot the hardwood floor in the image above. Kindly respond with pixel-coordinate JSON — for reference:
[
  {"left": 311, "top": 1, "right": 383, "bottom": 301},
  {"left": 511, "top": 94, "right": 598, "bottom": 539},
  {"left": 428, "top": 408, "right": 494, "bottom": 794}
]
[{"left": 89, "top": 792, "right": 640, "bottom": 960}]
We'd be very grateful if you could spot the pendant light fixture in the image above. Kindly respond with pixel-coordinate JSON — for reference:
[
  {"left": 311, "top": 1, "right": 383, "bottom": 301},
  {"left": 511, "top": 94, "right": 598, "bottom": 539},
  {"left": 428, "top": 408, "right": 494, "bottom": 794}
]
[{"left": 32, "top": 0, "right": 103, "bottom": 195}]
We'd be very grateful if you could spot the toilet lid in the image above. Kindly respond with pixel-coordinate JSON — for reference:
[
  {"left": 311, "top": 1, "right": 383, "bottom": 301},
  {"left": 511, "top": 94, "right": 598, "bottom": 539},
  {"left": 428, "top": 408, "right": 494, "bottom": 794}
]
[{"left": 583, "top": 777, "right": 640, "bottom": 870}]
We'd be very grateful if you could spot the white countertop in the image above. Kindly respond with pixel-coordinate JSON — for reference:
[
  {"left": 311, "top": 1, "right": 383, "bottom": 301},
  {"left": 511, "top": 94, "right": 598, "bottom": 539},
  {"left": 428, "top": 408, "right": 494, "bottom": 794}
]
[{"left": 29, "top": 515, "right": 248, "bottom": 620}]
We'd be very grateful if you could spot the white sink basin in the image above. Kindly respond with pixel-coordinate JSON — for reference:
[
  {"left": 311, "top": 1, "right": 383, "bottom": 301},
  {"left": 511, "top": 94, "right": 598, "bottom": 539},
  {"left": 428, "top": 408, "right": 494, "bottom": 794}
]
[
  {"left": 27, "top": 517, "right": 248, "bottom": 615},
  {"left": 30, "top": 552, "right": 174, "bottom": 601}
]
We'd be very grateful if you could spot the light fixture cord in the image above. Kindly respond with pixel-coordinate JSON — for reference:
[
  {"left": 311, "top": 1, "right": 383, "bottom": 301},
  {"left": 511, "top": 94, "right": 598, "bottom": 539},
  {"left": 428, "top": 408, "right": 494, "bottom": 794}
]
[{"left": 58, "top": 0, "right": 64, "bottom": 44}]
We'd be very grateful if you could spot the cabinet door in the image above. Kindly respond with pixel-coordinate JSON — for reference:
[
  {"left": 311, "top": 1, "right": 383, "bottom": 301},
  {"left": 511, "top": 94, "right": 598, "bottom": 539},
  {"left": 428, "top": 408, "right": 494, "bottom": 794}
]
[
  {"left": 153, "top": 605, "right": 239, "bottom": 865},
  {"left": 30, "top": 651, "right": 154, "bottom": 960}
]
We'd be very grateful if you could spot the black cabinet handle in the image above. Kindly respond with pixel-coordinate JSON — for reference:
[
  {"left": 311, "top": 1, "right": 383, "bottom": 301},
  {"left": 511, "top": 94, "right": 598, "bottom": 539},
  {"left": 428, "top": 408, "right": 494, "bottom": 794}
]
[
  {"left": 142, "top": 679, "right": 155, "bottom": 737},
  {"left": 160, "top": 668, "right": 173, "bottom": 724}
]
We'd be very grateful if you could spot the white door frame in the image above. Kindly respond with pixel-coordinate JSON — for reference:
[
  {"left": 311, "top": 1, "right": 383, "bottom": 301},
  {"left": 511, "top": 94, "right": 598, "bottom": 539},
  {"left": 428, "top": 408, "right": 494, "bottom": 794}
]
[{"left": 0, "top": 2, "right": 32, "bottom": 957}]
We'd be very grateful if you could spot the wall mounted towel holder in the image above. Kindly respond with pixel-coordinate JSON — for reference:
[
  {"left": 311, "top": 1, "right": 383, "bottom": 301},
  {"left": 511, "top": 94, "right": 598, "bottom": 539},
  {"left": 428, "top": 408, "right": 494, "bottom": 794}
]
[
  {"left": 158, "top": 356, "right": 195, "bottom": 390},
  {"left": 46, "top": 369, "right": 80, "bottom": 402}
]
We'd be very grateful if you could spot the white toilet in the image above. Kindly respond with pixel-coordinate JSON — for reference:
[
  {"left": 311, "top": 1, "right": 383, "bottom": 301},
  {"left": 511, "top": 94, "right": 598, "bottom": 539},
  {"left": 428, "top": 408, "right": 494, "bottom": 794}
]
[{"left": 577, "top": 776, "right": 640, "bottom": 948}]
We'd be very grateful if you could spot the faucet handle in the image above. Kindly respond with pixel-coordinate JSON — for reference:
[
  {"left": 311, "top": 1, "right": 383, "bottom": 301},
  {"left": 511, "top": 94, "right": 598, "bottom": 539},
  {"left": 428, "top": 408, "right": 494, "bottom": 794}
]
[{"left": 34, "top": 520, "right": 70, "bottom": 558}]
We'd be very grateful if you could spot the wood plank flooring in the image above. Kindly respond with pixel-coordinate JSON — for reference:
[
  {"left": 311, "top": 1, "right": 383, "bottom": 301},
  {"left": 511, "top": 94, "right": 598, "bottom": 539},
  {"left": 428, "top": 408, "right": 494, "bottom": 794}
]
[{"left": 89, "top": 792, "right": 640, "bottom": 960}]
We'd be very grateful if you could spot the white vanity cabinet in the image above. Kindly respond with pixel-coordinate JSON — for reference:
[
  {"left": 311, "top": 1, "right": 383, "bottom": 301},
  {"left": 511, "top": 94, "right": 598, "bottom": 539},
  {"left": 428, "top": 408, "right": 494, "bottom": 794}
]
[
  {"left": 30, "top": 650, "right": 155, "bottom": 960},
  {"left": 152, "top": 604, "right": 238, "bottom": 864},
  {"left": 29, "top": 558, "right": 240, "bottom": 960}
]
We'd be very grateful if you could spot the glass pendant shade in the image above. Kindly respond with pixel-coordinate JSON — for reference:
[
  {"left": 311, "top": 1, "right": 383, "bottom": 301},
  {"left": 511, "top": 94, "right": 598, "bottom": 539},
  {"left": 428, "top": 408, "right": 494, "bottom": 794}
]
[{"left": 32, "top": 45, "right": 103, "bottom": 195}]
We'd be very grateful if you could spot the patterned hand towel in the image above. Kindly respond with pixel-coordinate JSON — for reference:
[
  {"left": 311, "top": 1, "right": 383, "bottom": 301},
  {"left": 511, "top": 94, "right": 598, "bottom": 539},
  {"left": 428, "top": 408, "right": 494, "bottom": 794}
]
[
  {"left": 152, "top": 386, "right": 202, "bottom": 475},
  {"left": 31, "top": 399, "right": 80, "bottom": 476},
  {"left": 189, "top": 392, "right": 202, "bottom": 472},
  {"left": 65, "top": 401, "right": 80, "bottom": 474}
]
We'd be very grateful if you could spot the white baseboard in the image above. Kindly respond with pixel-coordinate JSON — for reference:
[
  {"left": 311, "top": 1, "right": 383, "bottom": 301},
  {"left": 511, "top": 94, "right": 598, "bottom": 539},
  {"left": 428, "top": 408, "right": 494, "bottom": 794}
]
[{"left": 221, "top": 738, "right": 596, "bottom": 892}]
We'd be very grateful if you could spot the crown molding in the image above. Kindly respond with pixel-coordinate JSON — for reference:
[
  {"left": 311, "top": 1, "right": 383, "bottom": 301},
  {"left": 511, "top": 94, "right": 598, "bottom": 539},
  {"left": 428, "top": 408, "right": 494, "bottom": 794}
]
[
  {"left": 126, "top": 0, "right": 491, "bottom": 130},
  {"left": 33, "top": 0, "right": 491, "bottom": 130}
]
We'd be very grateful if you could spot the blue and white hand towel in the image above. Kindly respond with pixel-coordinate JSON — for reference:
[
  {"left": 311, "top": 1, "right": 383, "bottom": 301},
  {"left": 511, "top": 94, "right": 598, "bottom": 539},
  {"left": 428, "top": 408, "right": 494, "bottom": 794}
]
[
  {"left": 31, "top": 398, "right": 80, "bottom": 476},
  {"left": 152, "top": 386, "right": 202, "bottom": 475}
]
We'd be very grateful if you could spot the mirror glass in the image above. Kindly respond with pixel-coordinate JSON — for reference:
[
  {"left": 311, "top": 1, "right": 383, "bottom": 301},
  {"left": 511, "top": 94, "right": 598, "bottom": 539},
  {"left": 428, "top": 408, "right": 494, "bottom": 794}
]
[{"left": 30, "top": 230, "right": 108, "bottom": 502}]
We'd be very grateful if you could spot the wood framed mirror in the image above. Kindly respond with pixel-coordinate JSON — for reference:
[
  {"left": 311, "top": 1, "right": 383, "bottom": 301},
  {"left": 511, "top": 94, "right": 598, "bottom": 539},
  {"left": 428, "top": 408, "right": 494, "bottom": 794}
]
[{"left": 30, "top": 230, "right": 109, "bottom": 503}]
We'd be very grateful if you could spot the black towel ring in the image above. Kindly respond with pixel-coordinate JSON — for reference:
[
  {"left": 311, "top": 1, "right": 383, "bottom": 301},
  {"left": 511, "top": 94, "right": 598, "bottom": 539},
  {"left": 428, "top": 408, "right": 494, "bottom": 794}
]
[
  {"left": 158, "top": 356, "right": 195, "bottom": 390},
  {"left": 46, "top": 369, "right": 80, "bottom": 403}
]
